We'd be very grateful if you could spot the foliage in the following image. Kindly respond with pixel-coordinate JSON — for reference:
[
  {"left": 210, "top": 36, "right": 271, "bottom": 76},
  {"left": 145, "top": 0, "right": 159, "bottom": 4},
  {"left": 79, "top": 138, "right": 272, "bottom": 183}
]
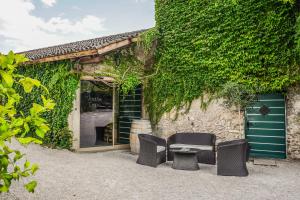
[
  {"left": 16, "top": 61, "right": 79, "bottom": 149},
  {"left": 218, "top": 82, "right": 259, "bottom": 133},
  {"left": 0, "top": 51, "right": 54, "bottom": 192},
  {"left": 43, "top": 127, "right": 73, "bottom": 149},
  {"left": 145, "top": 0, "right": 300, "bottom": 124},
  {"left": 278, "top": 0, "right": 295, "bottom": 4},
  {"left": 137, "top": 27, "right": 159, "bottom": 56},
  {"left": 96, "top": 47, "right": 144, "bottom": 95},
  {"left": 217, "top": 82, "right": 258, "bottom": 111}
]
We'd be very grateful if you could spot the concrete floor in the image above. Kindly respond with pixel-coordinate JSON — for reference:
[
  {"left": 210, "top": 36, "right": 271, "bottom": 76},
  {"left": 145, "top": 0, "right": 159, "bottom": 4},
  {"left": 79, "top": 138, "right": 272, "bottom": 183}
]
[{"left": 1, "top": 142, "right": 300, "bottom": 200}]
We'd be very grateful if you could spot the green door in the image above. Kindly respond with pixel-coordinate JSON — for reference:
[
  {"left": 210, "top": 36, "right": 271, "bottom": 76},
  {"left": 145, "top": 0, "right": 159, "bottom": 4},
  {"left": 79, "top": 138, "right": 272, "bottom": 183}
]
[
  {"left": 118, "top": 86, "right": 142, "bottom": 144},
  {"left": 245, "top": 94, "right": 286, "bottom": 159}
]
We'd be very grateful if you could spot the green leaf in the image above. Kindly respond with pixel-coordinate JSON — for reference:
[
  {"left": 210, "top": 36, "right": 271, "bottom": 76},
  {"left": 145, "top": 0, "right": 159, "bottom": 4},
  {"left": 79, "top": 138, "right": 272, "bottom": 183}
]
[
  {"left": 17, "top": 137, "right": 42, "bottom": 145},
  {"left": 12, "top": 172, "right": 19, "bottom": 180},
  {"left": 14, "top": 166, "right": 21, "bottom": 172},
  {"left": 30, "top": 103, "right": 45, "bottom": 115},
  {"left": 0, "top": 71, "right": 14, "bottom": 87},
  {"left": 41, "top": 95, "right": 55, "bottom": 110},
  {"left": 31, "top": 164, "right": 39, "bottom": 175},
  {"left": 19, "top": 77, "right": 41, "bottom": 93},
  {"left": 7, "top": 51, "right": 15, "bottom": 65},
  {"left": 3, "top": 175, "right": 12, "bottom": 187},
  {"left": 21, "top": 171, "right": 30, "bottom": 177},
  {"left": 13, "top": 150, "right": 24, "bottom": 162},
  {"left": 3, "top": 145, "right": 13, "bottom": 154},
  {"left": 0, "top": 185, "right": 9, "bottom": 192},
  {"left": 1, "top": 157, "right": 9, "bottom": 168},
  {"left": 24, "top": 160, "right": 30, "bottom": 168},
  {"left": 25, "top": 181, "right": 37, "bottom": 193},
  {"left": 14, "top": 53, "right": 29, "bottom": 64},
  {"left": 24, "top": 122, "right": 30, "bottom": 133},
  {"left": 35, "top": 128, "right": 46, "bottom": 138},
  {"left": 12, "top": 118, "right": 24, "bottom": 127}
]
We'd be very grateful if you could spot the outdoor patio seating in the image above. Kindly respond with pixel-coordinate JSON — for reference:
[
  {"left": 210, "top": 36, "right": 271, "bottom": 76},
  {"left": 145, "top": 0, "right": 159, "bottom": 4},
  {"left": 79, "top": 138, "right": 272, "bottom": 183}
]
[
  {"left": 136, "top": 134, "right": 167, "bottom": 167},
  {"left": 217, "top": 139, "right": 249, "bottom": 176},
  {"left": 167, "top": 132, "right": 216, "bottom": 165}
]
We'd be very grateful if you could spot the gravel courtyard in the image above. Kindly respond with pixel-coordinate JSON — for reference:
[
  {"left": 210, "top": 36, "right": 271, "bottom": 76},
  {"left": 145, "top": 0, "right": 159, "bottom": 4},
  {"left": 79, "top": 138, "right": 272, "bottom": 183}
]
[{"left": 1, "top": 142, "right": 300, "bottom": 200}]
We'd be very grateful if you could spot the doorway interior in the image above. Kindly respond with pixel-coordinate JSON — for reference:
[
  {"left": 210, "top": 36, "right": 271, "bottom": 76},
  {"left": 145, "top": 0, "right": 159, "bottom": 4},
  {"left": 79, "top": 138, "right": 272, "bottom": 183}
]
[{"left": 80, "top": 80, "right": 116, "bottom": 148}]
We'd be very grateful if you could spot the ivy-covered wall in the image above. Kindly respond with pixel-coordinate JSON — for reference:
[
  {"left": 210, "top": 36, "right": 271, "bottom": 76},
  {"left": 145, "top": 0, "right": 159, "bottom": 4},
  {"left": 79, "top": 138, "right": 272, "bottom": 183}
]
[
  {"left": 17, "top": 61, "right": 79, "bottom": 149},
  {"left": 145, "top": 0, "right": 300, "bottom": 124}
]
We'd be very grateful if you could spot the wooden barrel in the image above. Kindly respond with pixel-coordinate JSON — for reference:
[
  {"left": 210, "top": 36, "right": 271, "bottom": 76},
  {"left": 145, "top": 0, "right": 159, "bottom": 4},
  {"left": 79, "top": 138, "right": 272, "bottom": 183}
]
[{"left": 130, "top": 119, "right": 152, "bottom": 154}]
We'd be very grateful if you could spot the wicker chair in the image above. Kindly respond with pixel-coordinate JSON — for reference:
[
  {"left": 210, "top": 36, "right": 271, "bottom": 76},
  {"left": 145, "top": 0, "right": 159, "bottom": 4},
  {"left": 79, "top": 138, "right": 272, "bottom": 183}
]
[
  {"left": 137, "top": 134, "right": 167, "bottom": 167},
  {"left": 167, "top": 133, "right": 216, "bottom": 165},
  {"left": 217, "top": 139, "right": 249, "bottom": 176}
]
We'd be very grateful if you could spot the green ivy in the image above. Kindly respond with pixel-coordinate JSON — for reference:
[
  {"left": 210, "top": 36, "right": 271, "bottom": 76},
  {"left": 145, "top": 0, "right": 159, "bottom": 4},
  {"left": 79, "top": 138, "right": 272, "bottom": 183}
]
[
  {"left": 145, "top": 0, "right": 300, "bottom": 124},
  {"left": 16, "top": 61, "right": 79, "bottom": 149},
  {"left": 137, "top": 27, "right": 159, "bottom": 56},
  {"left": 100, "top": 46, "right": 144, "bottom": 95}
]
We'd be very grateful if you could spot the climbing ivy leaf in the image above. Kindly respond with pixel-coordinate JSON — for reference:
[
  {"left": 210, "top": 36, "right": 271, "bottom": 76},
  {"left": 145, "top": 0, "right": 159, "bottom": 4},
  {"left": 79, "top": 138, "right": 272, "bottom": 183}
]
[{"left": 0, "top": 71, "right": 14, "bottom": 87}]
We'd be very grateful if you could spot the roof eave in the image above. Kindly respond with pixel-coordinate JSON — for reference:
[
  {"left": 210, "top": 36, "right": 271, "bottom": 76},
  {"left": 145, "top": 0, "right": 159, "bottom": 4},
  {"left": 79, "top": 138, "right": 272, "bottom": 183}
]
[{"left": 24, "top": 37, "right": 138, "bottom": 65}]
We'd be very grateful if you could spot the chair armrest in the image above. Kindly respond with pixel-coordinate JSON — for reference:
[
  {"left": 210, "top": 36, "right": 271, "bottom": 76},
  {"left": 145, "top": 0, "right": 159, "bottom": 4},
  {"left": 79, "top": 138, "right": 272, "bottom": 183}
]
[
  {"left": 212, "top": 136, "right": 216, "bottom": 145},
  {"left": 167, "top": 134, "right": 177, "bottom": 146}
]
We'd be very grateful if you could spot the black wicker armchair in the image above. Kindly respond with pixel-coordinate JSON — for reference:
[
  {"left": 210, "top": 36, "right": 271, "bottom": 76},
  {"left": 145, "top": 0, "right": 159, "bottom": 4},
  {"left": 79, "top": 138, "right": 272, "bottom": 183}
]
[
  {"left": 167, "top": 133, "right": 216, "bottom": 165},
  {"left": 217, "top": 139, "right": 249, "bottom": 176},
  {"left": 137, "top": 134, "right": 167, "bottom": 167}
]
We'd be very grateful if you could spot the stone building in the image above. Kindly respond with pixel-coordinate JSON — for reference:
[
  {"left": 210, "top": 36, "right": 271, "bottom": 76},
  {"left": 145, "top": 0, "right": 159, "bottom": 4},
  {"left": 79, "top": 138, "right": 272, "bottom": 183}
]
[{"left": 21, "top": 30, "right": 300, "bottom": 159}]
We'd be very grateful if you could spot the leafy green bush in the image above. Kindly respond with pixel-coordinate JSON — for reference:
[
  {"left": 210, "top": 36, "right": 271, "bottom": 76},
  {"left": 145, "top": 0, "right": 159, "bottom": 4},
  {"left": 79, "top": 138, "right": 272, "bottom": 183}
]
[
  {"left": 44, "top": 127, "right": 73, "bottom": 149},
  {"left": 218, "top": 82, "right": 258, "bottom": 111},
  {"left": 145, "top": 0, "right": 300, "bottom": 124},
  {"left": 0, "top": 51, "right": 55, "bottom": 192},
  {"left": 217, "top": 82, "right": 259, "bottom": 132}
]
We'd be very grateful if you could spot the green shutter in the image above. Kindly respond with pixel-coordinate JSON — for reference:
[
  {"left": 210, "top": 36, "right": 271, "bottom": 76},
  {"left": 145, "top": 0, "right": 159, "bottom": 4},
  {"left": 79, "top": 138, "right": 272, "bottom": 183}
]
[{"left": 118, "top": 86, "right": 142, "bottom": 144}]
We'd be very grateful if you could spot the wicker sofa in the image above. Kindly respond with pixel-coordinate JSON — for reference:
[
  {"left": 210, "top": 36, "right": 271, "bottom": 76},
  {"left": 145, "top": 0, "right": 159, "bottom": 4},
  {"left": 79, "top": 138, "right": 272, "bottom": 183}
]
[
  {"left": 167, "top": 132, "right": 216, "bottom": 165},
  {"left": 136, "top": 134, "right": 167, "bottom": 167}
]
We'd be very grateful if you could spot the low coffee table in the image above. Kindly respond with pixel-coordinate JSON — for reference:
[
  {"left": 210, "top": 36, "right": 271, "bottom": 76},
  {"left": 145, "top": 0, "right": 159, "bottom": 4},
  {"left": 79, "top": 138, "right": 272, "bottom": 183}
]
[{"left": 170, "top": 148, "right": 199, "bottom": 170}]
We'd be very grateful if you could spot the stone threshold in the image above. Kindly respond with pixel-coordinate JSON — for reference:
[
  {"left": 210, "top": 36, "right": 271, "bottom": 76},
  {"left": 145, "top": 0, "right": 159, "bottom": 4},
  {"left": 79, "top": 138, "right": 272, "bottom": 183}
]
[
  {"left": 75, "top": 144, "right": 130, "bottom": 153},
  {"left": 253, "top": 158, "right": 277, "bottom": 166}
]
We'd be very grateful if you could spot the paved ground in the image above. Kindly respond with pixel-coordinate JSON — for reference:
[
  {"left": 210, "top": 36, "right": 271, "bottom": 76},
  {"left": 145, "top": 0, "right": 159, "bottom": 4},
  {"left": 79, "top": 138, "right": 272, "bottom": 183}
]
[{"left": 1, "top": 142, "right": 300, "bottom": 200}]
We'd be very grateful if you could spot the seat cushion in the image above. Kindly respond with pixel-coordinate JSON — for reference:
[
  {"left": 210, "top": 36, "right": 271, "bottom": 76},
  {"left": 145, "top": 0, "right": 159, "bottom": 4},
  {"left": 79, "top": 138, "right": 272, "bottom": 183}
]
[
  {"left": 169, "top": 143, "right": 213, "bottom": 151},
  {"left": 157, "top": 146, "right": 166, "bottom": 152}
]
